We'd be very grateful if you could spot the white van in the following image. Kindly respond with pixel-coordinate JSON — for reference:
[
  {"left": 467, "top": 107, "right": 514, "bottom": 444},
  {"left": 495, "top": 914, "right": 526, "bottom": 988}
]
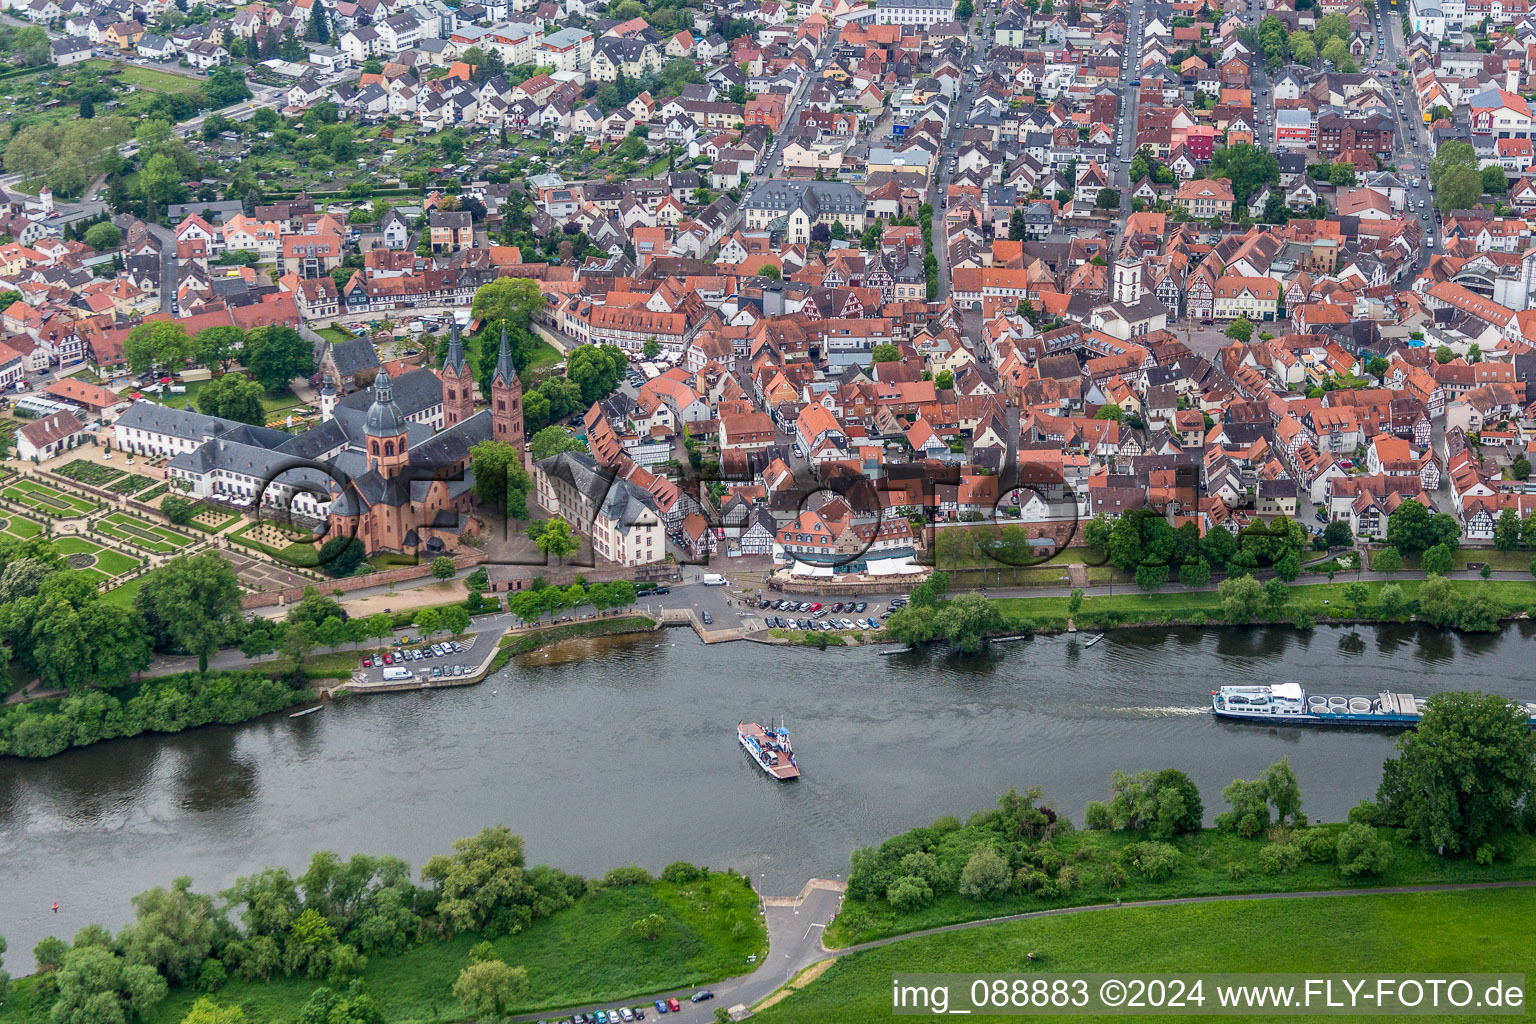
[
  {"left": 382, "top": 666, "right": 412, "bottom": 681},
  {"left": 702, "top": 573, "right": 728, "bottom": 586}
]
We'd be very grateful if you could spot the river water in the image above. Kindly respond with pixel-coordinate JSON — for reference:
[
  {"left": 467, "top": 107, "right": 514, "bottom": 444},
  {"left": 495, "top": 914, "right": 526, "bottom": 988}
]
[{"left": 2, "top": 622, "right": 1533, "bottom": 968}]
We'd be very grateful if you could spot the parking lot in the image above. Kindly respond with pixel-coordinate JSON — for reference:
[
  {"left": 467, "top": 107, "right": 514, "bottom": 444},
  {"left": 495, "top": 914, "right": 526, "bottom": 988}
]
[
  {"left": 754, "top": 596, "right": 902, "bottom": 634},
  {"left": 358, "top": 634, "right": 482, "bottom": 682}
]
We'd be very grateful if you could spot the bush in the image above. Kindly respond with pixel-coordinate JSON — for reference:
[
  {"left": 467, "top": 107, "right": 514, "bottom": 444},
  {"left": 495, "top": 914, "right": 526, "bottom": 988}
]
[
  {"left": 1122, "top": 842, "right": 1179, "bottom": 882},
  {"left": 957, "top": 845, "right": 1012, "bottom": 900},
  {"left": 1335, "top": 823, "right": 1393, "bottom": 877},
  {"left": 1225, "top": 862, "right": 1247, "bottom": 881},
  {"left": 886, "top": 874, "right": 933, "bottom": 911},
  {"left": 1101, "top": 862, "right": 1127, "bottom": 889},
  {"left": 1293, "top": 827, "right": 1337, "bottom": 863},
  {"left": 660, "top": 861, "right": 701, "bottom": 884},
  {"left": 1258, "top": 842, "right": 1303, "bottom": 875},
  {"left": 602, "top": 866, "right": 653, "bottom": 887},
  {"left": 1347, "top": 800, "right": 1381, "bottom": 826}
]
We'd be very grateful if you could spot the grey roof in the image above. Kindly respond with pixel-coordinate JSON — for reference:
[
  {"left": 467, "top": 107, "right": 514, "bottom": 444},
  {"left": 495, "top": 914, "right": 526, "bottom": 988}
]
[
  {"left": 364, "top": 368, "right": 406, "bottom": 437},
  {"left": 537, "top": 450, "right": 660, "bottom": 529},
  {"left": 327, "top": 335, "right": 382, "bottom": 378},
  {"left": 492, "top": 322, "right": 518, "bottom": 388},
  {"left": 116, "top": 400, "right": 244, "bottom": 444}
]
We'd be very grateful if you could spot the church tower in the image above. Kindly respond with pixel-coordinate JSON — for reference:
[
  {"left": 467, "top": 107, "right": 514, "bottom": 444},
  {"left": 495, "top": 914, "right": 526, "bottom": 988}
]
[
  {"left": 440, "top": 322, "right": 474, "bottom": 428},
  {"left": 1113, "top": 255, "right": 1144, "bottom": 306},
  {"left": 364, "top": 368, "right": 409, "bottom": 476},
  {"left": 490, "top": 324, "right": 524, "bottom": 452}
]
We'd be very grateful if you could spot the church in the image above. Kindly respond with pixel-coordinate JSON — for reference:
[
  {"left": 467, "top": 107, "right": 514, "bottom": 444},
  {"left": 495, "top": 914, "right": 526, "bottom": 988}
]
[{"left": 131, "top": 323, "right": 525, "bottom": 558}]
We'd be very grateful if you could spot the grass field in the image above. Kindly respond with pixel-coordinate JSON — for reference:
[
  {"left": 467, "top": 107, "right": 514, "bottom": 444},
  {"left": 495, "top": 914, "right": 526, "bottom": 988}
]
[
  {"left": 990, "top": 578, "right": 1536, "bottom": 631},
  {"left": 757, "top": 888, "right": 1536, "bottom": 1023},
  {"left": 120, "top": 872, "right": 766, "bottom": 1024},
  {"left": 317, "top": 325, "right": 357, "bottom": 344},
  {"left": 54, "top": 536, "right": 141, "bottom": 581},
  {"left": 0, "top": 514, "right": 43, "bottom": 541},
  {"left": 90, "top": 61, "right": 205, "bottom": 95},
  {"left": 2, "top": 479, "right": 96, "bottom": 517},
  {"left": 123, "top": 379, "right": 306, "bottom": 416}
]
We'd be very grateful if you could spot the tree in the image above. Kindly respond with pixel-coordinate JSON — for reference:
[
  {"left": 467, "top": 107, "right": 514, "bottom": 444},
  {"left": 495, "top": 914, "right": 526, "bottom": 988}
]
[
  {"left": 630, "top": 913, "right": 665, "bottom": 942},
  {"left": 161, "top": 495, "right": 196, "bottom": 526},
  {"left": 1341, "top": 581, "right": 1370, "bottom": 618},
  {"left": 1224, "top": 316, "right": 1254, "bottom": 343},
  {"left": 83, "top": 222, "right": 121, "bottom": 251},
  {"left": 431, "top": 556, "right": 457, "bottom": 581},
  {"left": 416, "top": 608, "right": 442, "bottom": 639},
  {"left": 1386, "top": 499, "right": 1434, "bottom": 555},
  {"left": 531, "top": 517, "right": 580, "bottom": 563},
  {"left": 442, "top": 605, "right": 470, "bottom": 636},
  {"left": 870, "top": 343, "right": 901, "bottom": 364},
  {"left": 420, "top": 826, "right": 540, "bottom": 938},
  {"left": 1415, "top": 574, "right": 1460, "bottom": 627},
  {"left": 1481, "top": 164, "right": 1508, "bottom": 194},
  {"left": 366, "top": 613, "right": 393, "bottom": 654},
  {"left": 1008, "top": 207, "right": 1028, "bottom": 241},
  {"left": 1206, "top": 143, "right": 1279, "bottom": 203},
  {"left": 1377, "top": 583, "right": 1407, "bottom": 620},
  {"left": 642, "top": 337, "right": 661, "bottom": 359},
  {"left": 529, "top": 426, "right": 587, "bottom": 462},
  {"left": 957, "top": 845, "right": 1011, "bottom": 900},
  {"left": 1435, "top": 164, "right": 1482, "bottom": 214},
  {"left": 1066, "top": 588, "right": 1083, "bottom": 618},
  {"left": 1094, "top": 403, "right": 1123, "bottom": 422},
  {"left": 135, "top": 553, "right": 243, "bottom": 672},
  {"left": 202, "top": 68, "right": 252, "bottom": 107},
  {"left": 1263, "top": 576, "right": 1289, "bottom": 614},
  {"left": 1095, "top": 187, "right": 1119, "bottom": 209},
  {"left": 1323, "top": 520, "right": 1353, "bottom": 548},
  {"left": 1327, "top": 162, "right": 1357, "bottom": 187},
  {"left": 469, "top": 440, "right": 530, "bottom": 518},
  {"left": 1374, "top": 546, "right": 1403, "bottom": 573},
  {"left": 1429, "top": 140, "right": 1477, "bottom": 192},
  {"left": 196, "top": 372, "right": 266, "bottom": 426},
  {"left": 117, "top": 876, "right": 222, "bottom": 985},
  {"left": 244, "top": 326, "right": 314, "bottom": 392},
  {"left": 1494, "top": 508, "right": 1523, "bottom": 552},
  {"left": 1421, "top": 543, "right": 1454, "bottom": 576},
  {"left": 52, "top": 943, "right": 168, "bottom": 1024},
  {"left": 562, "top": 344, "right": 627, "bottom": 405},
  {"left": 317, "top": 536, "right": 367, "bottom": 579},
  {"left": 471, "top": 277, "right": 544, "bottom": 332},
  {"left": 454, "top": 958, "right": 527, "bottom": 1016},
  {"left": 1335, "top": 823, "right": 1392, "bottom": 877},
  {"left": 193, "top": 326, "right": 245, "bottom": 375},
  {"left": 1178, "top": 558, "right": 1211, "bottom": 588},
  {"left": 125, "top": 321, "right": 193, "bottom": 375},
  {"left": 1376, "top": 691, "right": 1536, "bottom": 858},
  {"left": 1217, "top": 575, "right": 1265, "bottom": 622}
]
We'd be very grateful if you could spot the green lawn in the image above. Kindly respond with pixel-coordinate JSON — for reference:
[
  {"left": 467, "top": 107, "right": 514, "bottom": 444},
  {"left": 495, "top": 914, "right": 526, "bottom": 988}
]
[
  {"left": 2, "top": 479, "right": 97, "bottom": 516},
  {"left": 101, "top": 572, "right": 150, "bottom": 607},
  {"left": 758, "top": 888, "right": 1536, "bottom": 1023},
  {"left": 0, "top": 514, "right": 43, "bottom": 540},
  {"left": 54, "top": 536, "right": 141, "bottom": 578},
  {"left": 124, "top": 379, "right": 305, "bottom": 417},
  {"left": 991, "top": 578, "right": 1536, "bottom": 631},
  {"left": 317, "top": 326, "right": 357, "bottom": 344},
  {"left": 96, "top": 513, "right": 193, "bottom": 553},
  {"left": 524, "top": 338, "right": 563, "bottom": 372},
  {"left": 133, "top": 873, "right": 765, "bottom": 1024},
  {"left": 97, "top": 61, "right": 206, "bottom": 95}
]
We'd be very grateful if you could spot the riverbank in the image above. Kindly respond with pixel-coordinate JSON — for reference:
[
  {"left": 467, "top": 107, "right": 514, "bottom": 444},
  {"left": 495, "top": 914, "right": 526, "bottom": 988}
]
[
  {"left": 822, "top": 818, "right": 1536, "bottom": 949},
  {"left": 491, "top": 615, "right": 659, "bottom": 669},
  {"left": 988, "top": 578, "right": 1536, "bottom": 635},
  {"left": 0, "top": 668, "right": 338, "bottom": 759},
  {"left": 755, "top": 886, "right": 1536, "bottom": 1021}
]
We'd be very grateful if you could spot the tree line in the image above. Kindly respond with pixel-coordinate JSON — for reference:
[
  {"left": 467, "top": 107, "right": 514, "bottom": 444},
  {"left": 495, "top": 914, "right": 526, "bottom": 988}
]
[{"left": 841, "top": 691, "right": 1535, "bottom": 931}]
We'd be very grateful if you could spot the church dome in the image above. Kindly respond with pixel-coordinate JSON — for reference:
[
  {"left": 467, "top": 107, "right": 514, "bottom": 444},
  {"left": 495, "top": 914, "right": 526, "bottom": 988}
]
[{"left": 364, "top": 369, "right": 405, "bottom": 437}]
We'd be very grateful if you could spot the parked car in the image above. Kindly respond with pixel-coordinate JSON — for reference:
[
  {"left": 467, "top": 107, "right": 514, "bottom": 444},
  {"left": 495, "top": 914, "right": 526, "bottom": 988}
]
[
  {"left": 690, "top": 992, "right": 714, "bottom": 1003},
  {"left": 701, "top": 611, "right": 713, "bottom": 625},
  {"left": 361, "top": 657, "right": 373, "bottom": 667},
  {"left": 667, "top": 1000, "right": 681, "bottom": 1013},
  {"left": 651, "top": 586, "right": 670, "bottom": 595},
  {"left": 653, "top": 1001, "right": 668, "bottom": 1014}
]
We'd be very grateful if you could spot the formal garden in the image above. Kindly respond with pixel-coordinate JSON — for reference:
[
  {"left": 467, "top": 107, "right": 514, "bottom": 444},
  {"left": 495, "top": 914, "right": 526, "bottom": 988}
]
[
  {"left": 93, "top": 511, "right": 196, "bottom": 554},
  {"left": 106, "top": 473, "right": 159, "bottom": 496},
  {"left": 188, "top": 506, "right": 243, "bottom": 533},
  {"left": 55, "top": 458, "right": 127, "bottom": 487},
  {"left": 54, "top": 536, "right": 142, "bottom": 585},
  {"left": 0, "top": 477, "right": 98, "bottom": 517}
]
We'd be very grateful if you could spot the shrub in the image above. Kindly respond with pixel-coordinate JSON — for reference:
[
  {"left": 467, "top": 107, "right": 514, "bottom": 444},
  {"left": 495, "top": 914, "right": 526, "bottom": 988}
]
[
  {"left": 1122, "top": 842, "right": 1179, "bottom": 882},
  {"left": 1225, "top": 862, "right": 1247, "bottom": 881},
  {"left": 1084, "top": 800, "right": 1111, "bottom": 830},
  {"left": 1347, "top": 800, "right": 1381, "bottom": 826},
  {"left": 1335, "top": 824, "right": 1393, "bottom": 877},
  {"left": 899, "top": 851, "right": 942, "bottom": 888},
  {"left": 660, "top": 861, "right": 701, "bottom": 884},
  {"left": 886, "top": 874, "right": 933, "bottom": 911},
  {"left": 1293, "top": 827, "right": 1337, "bottom": 863},
  {"left": 1258, "top": 842, "right": 1303, "bottom": 875},
  {"left": 958, "top": 845, "right": 1012, "bottom": 900},
  {"left": 602, "top": 866, "right": 653, "bottom": 887},
  {"left": 1101, "top": 862, "right": 1127, "bottom": 889}
]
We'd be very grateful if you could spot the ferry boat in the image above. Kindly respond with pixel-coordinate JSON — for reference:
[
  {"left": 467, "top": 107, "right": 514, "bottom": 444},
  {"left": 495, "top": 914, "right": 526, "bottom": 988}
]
[
  {"left": 1211, "top": 683, "right": 1536, "bottom": 728},
  {"left": 738, "top": 721, "right": 800, "bottom": 780}
]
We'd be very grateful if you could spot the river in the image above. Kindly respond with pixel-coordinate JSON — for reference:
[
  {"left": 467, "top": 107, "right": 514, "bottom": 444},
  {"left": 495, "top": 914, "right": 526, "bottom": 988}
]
[{"left": 2, "top": 622, "right": 1532, "bottom": 968}]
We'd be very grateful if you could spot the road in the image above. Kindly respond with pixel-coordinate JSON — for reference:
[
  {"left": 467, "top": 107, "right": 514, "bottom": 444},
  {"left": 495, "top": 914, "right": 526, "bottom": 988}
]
[
  {"left": 1378, "top": 5, "right": 1440, "bottom": 255},
  {"left": 930, "top": 2, "right": 993, "bottom": 298}
]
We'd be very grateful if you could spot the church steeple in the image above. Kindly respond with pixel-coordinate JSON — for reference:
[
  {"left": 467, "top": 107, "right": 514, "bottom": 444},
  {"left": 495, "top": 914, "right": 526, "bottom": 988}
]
[
  {"left": 490, "top": 323, "right": 524, "bottom": 451},
  {"left": 440, "top": 321, "right": 474, "bottom": 428},
  {"left": 444, "top": 321, "right": 468, "bottom": 377},
  {"left": 492, "top": 322, "right": 519, "bottom": 389}
]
